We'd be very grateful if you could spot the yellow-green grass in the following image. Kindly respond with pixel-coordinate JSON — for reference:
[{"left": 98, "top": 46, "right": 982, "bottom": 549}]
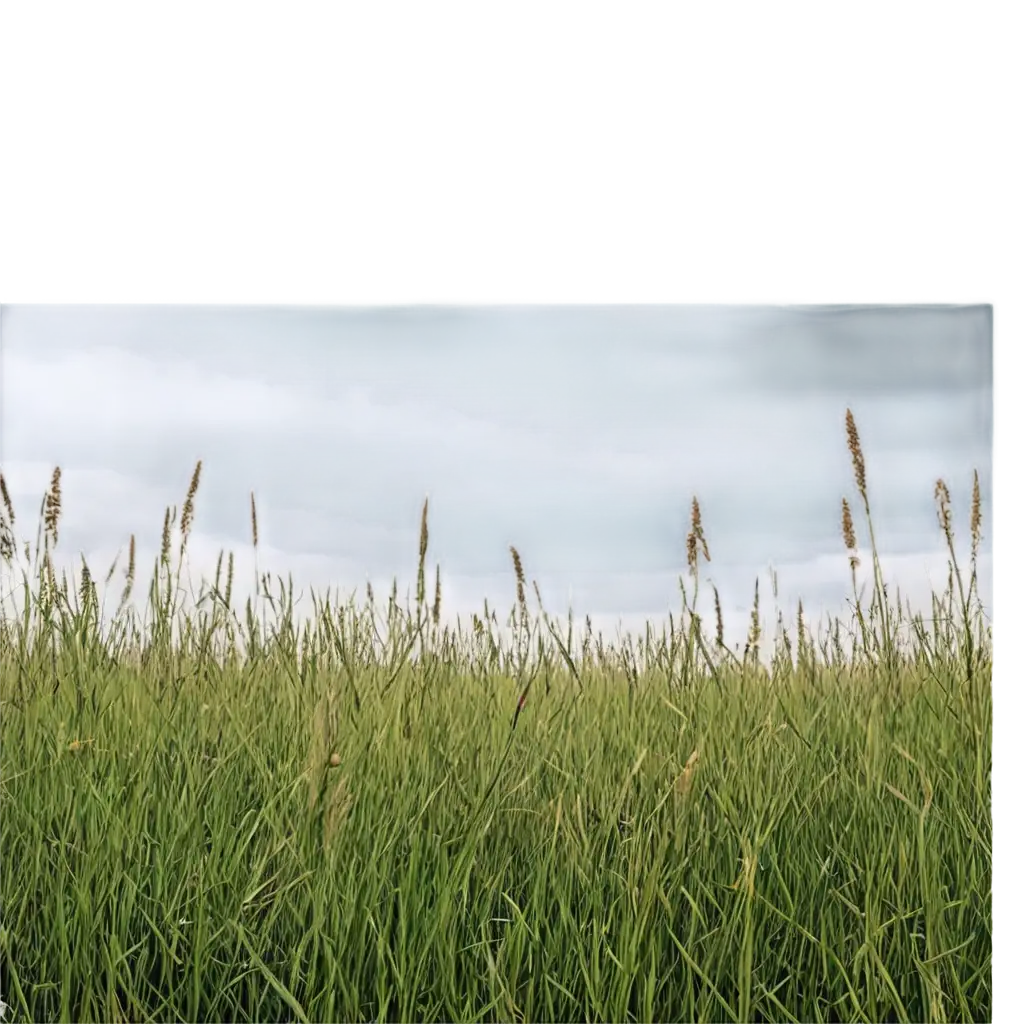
[{"left": 0, "top": 411, "right": 991, "bottom": 1023}]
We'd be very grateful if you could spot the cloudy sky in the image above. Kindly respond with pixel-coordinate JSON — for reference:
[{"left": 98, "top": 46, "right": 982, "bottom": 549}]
[{"left": 0, "top": 305, "right": 992, "bottom": 649}]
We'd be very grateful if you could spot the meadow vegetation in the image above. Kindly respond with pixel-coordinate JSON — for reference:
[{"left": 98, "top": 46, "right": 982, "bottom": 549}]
[{"left": 0, "top": 410, "right": 991, "bottom": 1023}]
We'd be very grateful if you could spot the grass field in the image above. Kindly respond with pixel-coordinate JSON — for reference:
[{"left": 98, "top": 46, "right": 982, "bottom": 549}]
[{"left": 0, "top": 410, "right": 991, "bottom": 1023}]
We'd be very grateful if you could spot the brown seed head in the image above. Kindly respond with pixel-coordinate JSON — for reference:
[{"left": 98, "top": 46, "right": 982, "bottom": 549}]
[
  {"left": 44, "top": 467, "right": 63, "bottom": 546},
  {"left": 934, "top": 479, "right": 952, "bottom": 542},
  {"left": 249, "top": 492, "right": 259, "bottom": 548},
  {"left": 970, "top": 469, "right": 982, "bottom": 558},
  {"left": 745, "top": 577, "right": 761, "bottom": 661},
  {"left": 686, "top": 530, "right": 698, "bottom": 574},
  {"left": 692, "top": 497, "right": 710, "bottom": 562},
  {"left": 841, "top": 497, "right": 860, "bottom": 570},
  {"left": 418, "top": 497, "right": 429, "bottom": 564},
  {"left": 510, "top": 545, "right": 527, "bottom": 617},
  {"left": 180, "top": 460, "right": 203, "bottom": 552},
  {"left": 104, "top": 550, "right": 120, "bottom": 584},
  {"left": 432, "top": 564, "right": 442, "bottom": 627},
  {"left": 713, "top": 585, "right": 724, "bottom": 647},
  {"left": 0, "top": 474, "right": 13, "bottom": 563},
  {"left": 128, "top": 533, "right": 137, "bottom": 578},
  {"left": 119, "top": 533, "right": 136, "bottom": 609},
  {"left": 0, "top": 517, "right": 13, "bottom": 563},
  {"left": 845, "top": 409, "right": 868, "bottom": 507},
  {"left": 79, "top": 557, "right": 93, "bottom": 607},
  {"left": 0, "top": 473, "right": 13, "bottom": 524},
  {"left": 225, "top": 550, "right": 234, "bottom": 608},
  {"left": 416, "top": 498, "right": 429, "bottom": 606},
  {"left": 841, "top": 498, "right": 856, "bottom": 550},
  {"left": 160, "top": 507, "right": 172, "bottom": 566}
]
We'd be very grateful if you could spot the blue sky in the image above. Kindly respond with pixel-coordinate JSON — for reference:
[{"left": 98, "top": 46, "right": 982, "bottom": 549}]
[{"left": 1, "top": 304, "right": 992, "bottom": 649}]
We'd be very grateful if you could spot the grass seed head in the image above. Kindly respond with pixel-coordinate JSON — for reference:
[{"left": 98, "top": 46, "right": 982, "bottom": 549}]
[
  {"left": 419, "top": 497, "right": 430, "bottom": 562},
  {"left": 745, "top": 577, "right": 761, "bottom": 662},
  {"left": 841, "top": 498, "right": 860, "bottom": 570},
  {"left": 119, "top": 534, "right": 136, "bottom": 610},
  {"left": 78, "top": 557, "right": 94, "bottom": 608},
  {"left": 225, "top": 549, "right": 234, "bottom": 608},
  {"left": 970, "top": 469, "right": 982, "bottom": 559},
  {"left": 160, "top": 507, "right": 172, "bottom": 567},
  {"left": 0, "top": 473, "right": 13, "bottom": 524},
  {"left": 104, "top": 550, "right": 120, "bottom": 585},
  {"left": 416, "top": 498, "right": 429, "bottom": 607},
  {"left": 845, "top": 409, "right": 868, "bottom": 509},
  {"left": 686, "top": 531, "right": 697, "bottom": 574},
  {"left": 249, "top": 492, "right": 259, "bottom": 548},
  {"left": 510, "top": 546, "right": 527, "bottom": 619},
  {"left": 693, "top": 497, "right": 710, "bottom": 561},
  {"left": 432, "top": 564, "right": 442, "bottom": 627},
  {"left": 44, "top": 467, "right": 63, "bottom": 547},
  {"left": 180, "top": 460, "right": 203, "bottom": 554},
  {"left": 934, "top": 479, "right": 952, "bottom": 543},
  {"left": 0, "top": 473, "right": 14, "bottom": 563},
  {"left": 0, "top": 517, "right": 13, "bottom": 564}
]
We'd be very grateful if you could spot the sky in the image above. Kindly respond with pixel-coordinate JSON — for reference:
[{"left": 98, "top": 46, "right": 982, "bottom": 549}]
[{"left": 0, "top": 304, "right": 993, "bottom": 651}]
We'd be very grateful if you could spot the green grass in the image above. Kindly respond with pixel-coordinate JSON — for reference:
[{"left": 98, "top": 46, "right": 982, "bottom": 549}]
[{"left": 0, "top": 413, "right": 991, "bottom": 1023}]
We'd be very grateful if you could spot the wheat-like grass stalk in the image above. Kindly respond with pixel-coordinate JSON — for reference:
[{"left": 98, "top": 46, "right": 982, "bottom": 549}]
[
  {"left": 416, "top": 498, "right": 429, "bottom": 609},
  {"left": 103, "top": 549, "right": 120, "bottom": 585},
  {"left": 0, "top": 519, "right": 14, "bottom": 564},
  {"left": 249, "top": 492, "right": 259, "bottom": 549},
  {"left": 685, "top": 530, "right": 697, "bottom": 576},
  {"left": 745, "top": 577, "right": 761, "bottom": 664},
  {"left": 118, "top": 534, "right": 136, "bottom": 612},
  {"left": 845, "top": 408, "right": 898, "bottom": 675},
  {"left": 160, "top": 507, "right": 172, "bottom": 568},
  {"left": 694, "top": 498, "right": 710, "bottom": 562},
  {"left": 44, "top": 467, "right": 62, "bottom": 547},
  {"left": 510, "top": 545, "right": 527, "bottom": 622},
  {"left": 970, "top": 470, "right": 982, "bottom": 568},
  {"left": 224, "top": 549, "right": 235, "bottom": 609},
  {"left": 432, "top": 564, "right": 442, "bottom": 628},
  {"left": 0, "top": 473, "right": 14, "bottom": 564},
  {"left": 79, "top": 557, "right": 93, "bottom": 610},
  {"left": 248, "top": 492, "right": 260, "bottom": 607},
  {"left": 934, "top": 479, "right": 953, "bottom": 546},
  {"left": 841, "top": 497, "right": 860, "bottom": 572},
  {"left": 0, "top": 473, "right": 13, "bottom": 524},
  {"left": 713, "top": 585, "right": 724, "bottom": 648},
  {"left": 845, "top": 408, "right": 868, "bottom": 512},
  {"left": 180, "top": 460, "right": 202, "bottom": 556}
]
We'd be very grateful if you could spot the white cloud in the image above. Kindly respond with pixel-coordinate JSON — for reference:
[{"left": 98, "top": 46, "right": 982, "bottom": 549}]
[
  {"left": 6, "top": 303, "right": 983, "bottom": 516},
  {"left": 6, "top": 339, "right": 847, "bottom": 507}
]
